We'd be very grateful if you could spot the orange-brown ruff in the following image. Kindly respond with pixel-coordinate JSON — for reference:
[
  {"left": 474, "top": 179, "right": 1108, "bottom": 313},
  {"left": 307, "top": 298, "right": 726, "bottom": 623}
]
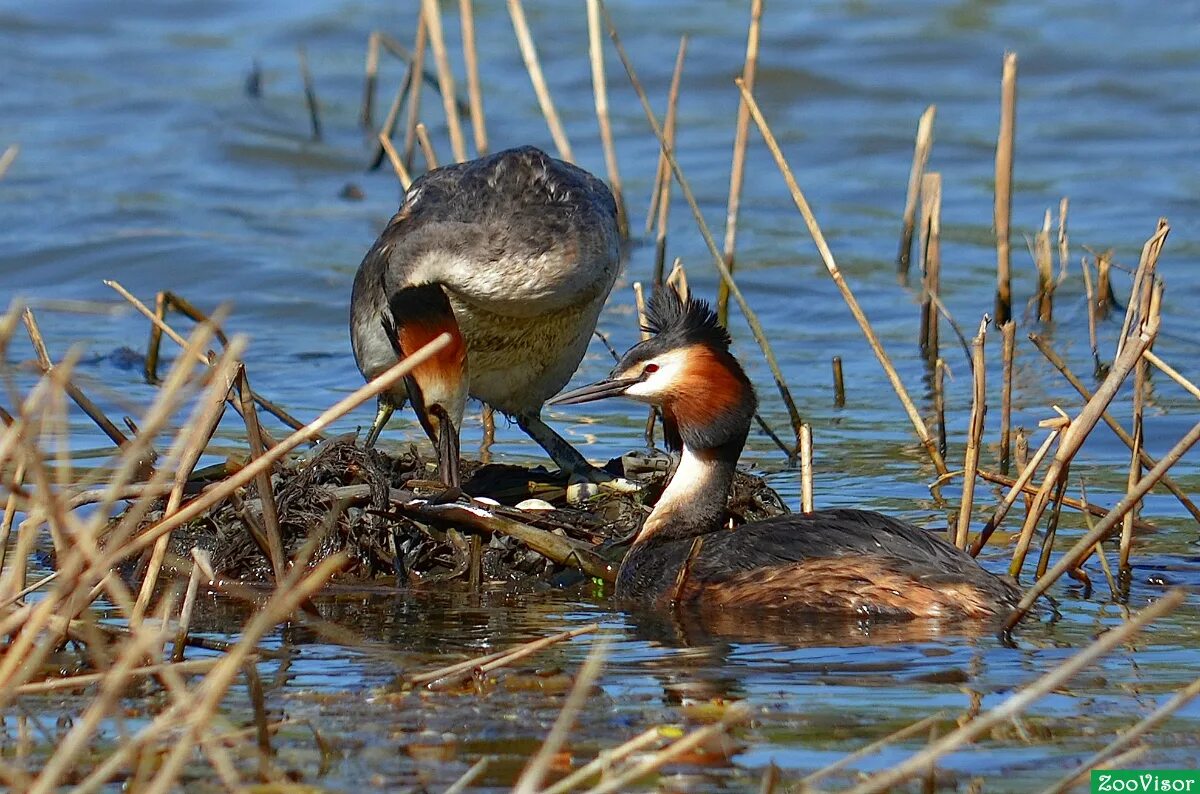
[{"left": 550, "top": 289, "right": 1020, "bottom": 619}]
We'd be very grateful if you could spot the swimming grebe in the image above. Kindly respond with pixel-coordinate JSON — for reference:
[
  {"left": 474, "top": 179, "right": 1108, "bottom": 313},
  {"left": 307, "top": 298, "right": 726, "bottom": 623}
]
[
  {"left": 351, "top": 146, "right": 622, "bottom": 487},
  {"left": 551, "top": 289, "right": 1020, "bottom": 617}
]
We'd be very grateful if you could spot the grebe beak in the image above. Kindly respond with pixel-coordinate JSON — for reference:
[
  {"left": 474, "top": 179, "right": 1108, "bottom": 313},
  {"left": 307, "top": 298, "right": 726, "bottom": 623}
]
[
  {"left": 364, "top": 398, "right": 395, "bottom": 448},
  {"left": 549, "top": 375, "right": 641, "bottom": 406}
]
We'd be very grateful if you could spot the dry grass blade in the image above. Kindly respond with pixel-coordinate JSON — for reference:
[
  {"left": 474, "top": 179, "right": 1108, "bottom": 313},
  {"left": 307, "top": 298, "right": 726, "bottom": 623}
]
[
  {"left": 408, "top": 624, "right": 599, "bottom": 688},
  {"left": 513, "top": 638, "right": 609, "bottom": 794},
  {"left": 896, "top": 105, "right": 936, "bottom": 281},
  {"left": 1040, "top": 675, "right": 1200, "bottom": 794},
  {"left": 445, "top": 756, "right": 490, "bottom": 794},
  {"left": 716, "top": 0, "right": 764, "bottom": 324},
  {"left": 734, "top": 77, "right": 946, "bottom": 475},
  {"left": 508, "top": 0, "right": 574, "bottom": 162},
  {"left": 846, "top": 590, "right": 1185, "bottom": 794},
  {"left": 1004, "top": 421, "right": 1200, "bottom": 630},
  {"left": 602, "top": 11, "right": 804, "bottom": 451},
  {"left": 542, "top": 728, "right": 662, "bottom": 794},
  {"left": 802, "top": 712, "right": 944, "bottom": 787},
  {"left": 420, "top": 0, "right": 468, "bottom": 163}
]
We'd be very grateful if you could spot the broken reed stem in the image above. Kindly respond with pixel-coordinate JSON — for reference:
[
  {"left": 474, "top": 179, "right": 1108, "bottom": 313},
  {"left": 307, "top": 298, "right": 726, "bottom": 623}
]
[
  {"left": 1080, "top": 254, "right": 1101, "bottom": 364},
  {"left": 1041, "top": 674, "right": 1200, "bottom": 794},
  {"left": 1029, "top": 333, "right": 1200, "bottom": 524},
  {"left": 1116, "top": 220, "right": 1168, "bottom": 360},
  {"left": 955, "top": 317, "right": 987, "bottom": 549},
  {"left": 734, "top": 77, "right": 946, "bottom": 475},
  {"left": 832, "top": 355, "right": 845, "bottom": 407},
  {"left": 933, "top": 358, "right": 947, "bottom": 457},
  {"left": 513, "top": 639, "right": 609, "bottom": 794},
  {"left": 378, "top": 132, "right": 413, "bottom": 189},
  {"left": 849, "top": 590, "right": 1185, "bottom": 794},
  {"left": 1119, "top": 356, "right": 1147, "bottom": 578},
  {"left": 897, "top": 105, "right": 936, "bottom": 282},
  {"left": 415, "top": 122, "right": 439, "bottom": 169},
  {"left": 420, "top": 0, "right": 467, "bottom": 163},
  {"left": 1145, "top": 350, "right": 1200, "bottom": 402},
  {"left": 542, "top": 729, "right": 662, "bottom": 794},
  {"left": 972, "top": 467, "right": 1154, "bottom": 532},
  {"left": 605, "top": 17, "right": 805, "bottom": 452},
  {"left": 969, "top": 427, "right": 1060, "bottom": 557},
  {"left": 361, "top": 31, "right": 380, "bottom": 127},
  {"left": 1003, "top": 421, "right": 1200, "bottom": 630},
  {"left": 1034, "top": 208, "right": 1054, "bottom": 321},
  {"left": 652, "top": 36, "right": 687, "bottom": 286},
  {"left": 368, "top": 55, "right": 415, "bottom": 170},
  {"left": 170, "top": 549, "right": 205, "bottom": 663},
  {"left": 1034, "top": 457, "right": 1070, "bottom": 579},
  {"left": 800, "top": 424, "right": 814, "bottom": 512},
  {"left": 508, "top": 0, "right": 574, "bottom": 162},
  {"left": 236, "top": 365, "right": 285, "bottom": 581},
  {"left": 918, "top": 171, "right": 942, "bottom": 361},
  {"left": 0, "top": 144, "right": 18, "bottom": 180},
  {"left": 1057, "top": 197, "right": 1070, "bottom": 282},
  {"left": 999, "top": 320, "right": 1016, "bottom": 474},
  {"left": 803, "top": 712, "right": 945, "bottom": 788},
  {"left": 409, "top": 624, "right": 599, "bottom": 688},
  {"left": 993, "top": 52, "right": 1017, "bottom": 325},
  {"left": 402, "top": 10, "right": 429, "bottom": 170},
  {"left": 585, "top": 0, "right": 627, "bottom": 237},
  {"left": 716, "top": 0, "right": 764, "bottom": 325},
  {"left": 297, "top": 46, "right": 321, "bottom": 141},
  {"left": 1008, "top": 314, "right": 1159, "bottom": 580},
  {"left": 458, "top": 0, "right": 488, "bottom": 156},
  {"left": 1095, "top": 249, "right": 1115, "bottom": 317}
]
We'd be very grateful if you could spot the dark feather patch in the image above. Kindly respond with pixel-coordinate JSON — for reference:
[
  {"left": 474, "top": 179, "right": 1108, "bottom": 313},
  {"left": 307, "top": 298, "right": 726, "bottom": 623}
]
[{"left": 643, "top": 288, "right": 731, "bottom": 351}]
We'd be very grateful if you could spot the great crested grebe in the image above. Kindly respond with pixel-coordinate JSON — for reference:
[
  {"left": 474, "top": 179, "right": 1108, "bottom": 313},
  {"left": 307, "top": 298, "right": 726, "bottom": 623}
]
[
  {"left": 551, "top": 289, "right": 1020, "bottom": 618},
  {"left": 351, "top": 146, "right": 622, "bottom": 488}
]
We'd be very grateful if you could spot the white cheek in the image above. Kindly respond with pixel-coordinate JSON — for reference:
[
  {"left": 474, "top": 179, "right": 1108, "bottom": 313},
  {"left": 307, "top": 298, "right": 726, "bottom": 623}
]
[{"left": 623, "top": 368, "right": 674, "bottom": 402}]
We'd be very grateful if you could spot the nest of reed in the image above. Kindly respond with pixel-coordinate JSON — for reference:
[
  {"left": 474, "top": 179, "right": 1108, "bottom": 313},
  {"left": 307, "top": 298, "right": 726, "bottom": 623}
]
[{"left": 124, "top": 436, "right": 788, "bottom": 586}]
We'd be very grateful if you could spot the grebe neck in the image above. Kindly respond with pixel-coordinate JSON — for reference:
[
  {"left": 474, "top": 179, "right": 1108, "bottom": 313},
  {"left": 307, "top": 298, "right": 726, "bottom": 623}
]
[{"left": 635, "top": 441, "right": 739, "bottom": 546}]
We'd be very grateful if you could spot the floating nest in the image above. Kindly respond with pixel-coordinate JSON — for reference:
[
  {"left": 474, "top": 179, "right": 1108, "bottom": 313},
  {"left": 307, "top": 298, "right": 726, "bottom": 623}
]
[{"left": 134, "top": 437, "right": 788, "bottom": 587}]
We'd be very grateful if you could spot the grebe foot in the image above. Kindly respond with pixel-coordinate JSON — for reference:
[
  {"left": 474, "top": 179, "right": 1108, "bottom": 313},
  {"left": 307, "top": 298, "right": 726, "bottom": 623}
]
[
  {"left": 517, "top": 412, "right": 644, "bottom": 500},
  {"left": 363, "top": 399, "right": 395, "bottom": 448}
]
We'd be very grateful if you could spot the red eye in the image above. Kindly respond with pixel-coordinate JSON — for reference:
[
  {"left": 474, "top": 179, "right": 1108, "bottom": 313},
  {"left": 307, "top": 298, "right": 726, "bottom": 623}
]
[{"left": 644, "top": 363, "right": 659, "bottom": 374}]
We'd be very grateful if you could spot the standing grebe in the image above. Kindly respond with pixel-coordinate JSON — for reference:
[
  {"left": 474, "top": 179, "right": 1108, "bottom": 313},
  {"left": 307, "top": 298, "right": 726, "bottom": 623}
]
[
  {"left": 351, "top": 146, "right": 622, "bottom": 487},
  {"left": 551, "top": 289, "right": 1020, "bottom": 617}
]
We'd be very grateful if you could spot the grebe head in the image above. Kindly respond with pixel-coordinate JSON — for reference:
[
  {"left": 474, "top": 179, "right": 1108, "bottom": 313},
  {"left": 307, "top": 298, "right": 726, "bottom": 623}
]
[
  {"left": 383, "top": 284, "right": 468, "bottom": 488},
  {"left": 552, "top": 288, "right": 756, "bottom": 455}
]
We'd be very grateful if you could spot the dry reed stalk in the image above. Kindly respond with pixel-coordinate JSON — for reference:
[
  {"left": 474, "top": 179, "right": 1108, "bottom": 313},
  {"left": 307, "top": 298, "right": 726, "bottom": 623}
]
[
  {"left": 367, "top": 60, "right": 415, "bottom": 170},
  {"left": 1008, "top": 314, "right": 1159, "bottom": 580},
  {"left": 848, "top": 589, "right": 1185, "bottom": 794},
  {"left": 955, "top": 318, "right": 988, "bottom": 549},
  {"left": 508, "top": 0, "right": 574, "bottom": 162},
  {"left": 0, "top": 144, "right": 18, "bottom": 180},
  {"left": 415, "top": 121, "right": 440, "bottom": 169},
  {"left": 585, "top": 0, "right": 627, "bottom": 237},
  {"left": 669, "top": 537, "right": 704, "bottom": 603},
  {"left": 896, "top": 106, "right": 936, "bottom": 281},
  {"left": 1057, "top": 197, "right": 1070, "bottom": 282},
  {"left": 800, "top": 423, "right": 814, "bottom": 512},
  {"left": 420, "top": 0, "right": 467, "bottom": 163},
  {"left": 513, "top": 639, "right": 609, "bottom": 794},
  {"left": 652, "top": 36, "right": 687, "bottom": 286},
  {"left": 604, "top": 19, "right": 805, "bottom": 451},
  {"left": 973, "top": 467, "right": 1154, "bottom": 532},
  {"left": 994, "top": 52, "right": 1017, "bottom": 325},
  {"left": 409, "top": 624, "right": 600, "bottom": 688},
  {"left": 823, "top": 358, "right": 843, "bottom": 413},
  {"left": 1119, "top": 350, "right": 1148, "bottom": 578},
  {"left": 1116, "top": 221, "right": 1168, "bottom": 358},
  {"left": 445, "top": 757, "right": 491, "bottom": 794},
  {"left": 716, "top": 0, "right": 764, "bottom": 324},
  {"left": 542, "top": 728, "right": 662, "bottom": 794},
  {"left": 1034, "top": 208, "right": 1054, "bottom": 321},
  {"left": 1033, "top": 455, "right": 1070, "bottom": 579},
  {"left": 1003, "top": 419, "right": 1200, "bottom": 630},
  {"left": 361, "top": 31, "right": 380, "bottom": 127},
  {"left": 1029, "top": 333, "right": 1200, "bottom": 523},
  {"left": 1095, "top": 249, "right": 1116, "bottom": 316},
  {"left": 1080, "top": 254, "right": 1101, "bottom": 366},
  {"left": 0, "top": 462, "right": 25, "bottom": 599},
  {"left": 1041, "top": 674, "right": 1200, "bottom": 794},
  {"left": 12, "top": 658, "right": 221, "bottom": 695},
  {"left": 733, "top": 78, "right": 946, "bottom": 474},
  {"left": 170, "top": 548, "right": 207, "bottom": 662},
  {"left": 918, "top": 172, "right": 942, "bottom": 360},
  {"left": 480, "top": 404, "right": 495, "bottom": 462},
  {"left": 458, "top": 0, "right": 488, "bottom": 156},
  {"left": 933, "top": 358, "right": 947, "bottom": 457},
  {"left": 402, "top": 10, "right": 429, "bottom": 170},
  {"left": 236, "top": 365, "right": 285, "bottom": 581},
  {"left": 297, "top": 46, "right": 321, "bottom": 140},
  {"left": 805, "top": 713, "right": 945, "bottom": 788},
  {"left": 1145, "top": 350, "right": 1200, "bottom": 401},
  {"left": 968, "top": 427, "right": 1060, "bottom": 557},
  {"left": 132, "top": 340, "right": 245, "bottom": 624},
  {"left": 378, "top": 132, "right": 413, "bottom": 189},
  {"left": 665, "top": 257, "right": 689, "bottom": 298},
  {"left": 582, "top": 704, "right": 751, "bottom": 794},
  {"left": 999, "top": 320, "right": 1016, "bottom": 474}
]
